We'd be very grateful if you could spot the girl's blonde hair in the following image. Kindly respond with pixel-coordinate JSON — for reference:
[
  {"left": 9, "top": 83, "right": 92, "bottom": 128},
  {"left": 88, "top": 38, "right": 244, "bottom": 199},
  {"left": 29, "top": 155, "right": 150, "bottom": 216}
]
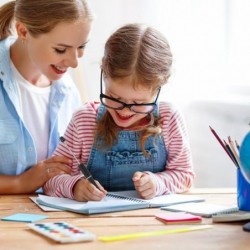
[
  {"left": 96, "top": 23, "right": 173, "bottom": 155},
  {"left": 0, "top": 0, "right": 93, "bottom": 40}
]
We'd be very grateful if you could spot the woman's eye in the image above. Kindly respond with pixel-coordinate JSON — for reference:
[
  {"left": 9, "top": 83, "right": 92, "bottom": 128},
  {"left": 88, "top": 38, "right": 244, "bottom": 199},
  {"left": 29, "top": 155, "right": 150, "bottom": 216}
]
[
  {"left": 54, "top": 48, "right": 66, "bottom": 54},
  {"left": 78, "top": 45, "right": 86, "bottom": 50}
]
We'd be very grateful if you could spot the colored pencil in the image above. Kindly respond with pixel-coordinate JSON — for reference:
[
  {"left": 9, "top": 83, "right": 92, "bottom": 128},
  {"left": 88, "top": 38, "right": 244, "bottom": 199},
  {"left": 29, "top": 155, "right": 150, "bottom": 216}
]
[
  {"left": 228, "top": 136, "right": 239, "bottom": 163},
  {"left": 98, "top": 225, "right": 213, "bottom": 242},
  {"left": 209, "top": 126, "right": 237, "bottom": 166},
  {"left": 224, "top": 140, "right": 239, "bottom": 168}
]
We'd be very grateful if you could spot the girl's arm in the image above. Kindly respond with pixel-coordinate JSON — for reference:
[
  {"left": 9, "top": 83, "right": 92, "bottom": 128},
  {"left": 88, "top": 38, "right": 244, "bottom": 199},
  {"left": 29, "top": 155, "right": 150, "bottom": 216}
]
[
  {"left": 43, "top": 103, "right": 97, "bottom": 199},
  {"left": 146, "top": 102, "right": 195, "bottom": 195}
]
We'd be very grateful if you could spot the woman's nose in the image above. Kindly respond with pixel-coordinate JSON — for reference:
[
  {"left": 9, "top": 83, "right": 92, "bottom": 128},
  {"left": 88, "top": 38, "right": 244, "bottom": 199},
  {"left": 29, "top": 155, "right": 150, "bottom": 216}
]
[{"left": 65, "top": 51, "right": 79, "bottom": 68}]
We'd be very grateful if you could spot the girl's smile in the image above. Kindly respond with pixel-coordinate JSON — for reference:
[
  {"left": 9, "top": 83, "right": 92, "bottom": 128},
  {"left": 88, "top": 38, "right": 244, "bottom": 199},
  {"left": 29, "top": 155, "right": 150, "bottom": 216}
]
[{"left": 104, "top": 76, "right": 157, "bottom": 128}]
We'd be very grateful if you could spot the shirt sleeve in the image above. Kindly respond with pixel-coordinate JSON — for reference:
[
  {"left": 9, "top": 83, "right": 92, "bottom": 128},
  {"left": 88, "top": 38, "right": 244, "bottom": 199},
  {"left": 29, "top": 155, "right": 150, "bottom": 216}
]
[
  {"left": 43, "top": 102, "right": 97, "bottom": 199},
  {"left": 145, "top": 102, "right": 195, "bottom": 195}
]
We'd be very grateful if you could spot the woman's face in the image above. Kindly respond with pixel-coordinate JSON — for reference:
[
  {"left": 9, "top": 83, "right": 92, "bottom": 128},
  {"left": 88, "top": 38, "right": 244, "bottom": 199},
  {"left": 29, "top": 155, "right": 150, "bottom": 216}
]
[
  {"left": 23, "top": 20, "right": 91, "bottom": 81},
  {"left": 104, "top": 77, "right": 157, "bottom": 129}
]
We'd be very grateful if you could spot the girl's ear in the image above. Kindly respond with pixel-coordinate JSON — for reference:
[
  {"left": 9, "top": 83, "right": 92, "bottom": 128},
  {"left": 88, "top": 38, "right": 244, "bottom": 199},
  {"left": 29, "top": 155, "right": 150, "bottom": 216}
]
[{"left": 15, "top": 21, "right": 28, "bottom": 41}]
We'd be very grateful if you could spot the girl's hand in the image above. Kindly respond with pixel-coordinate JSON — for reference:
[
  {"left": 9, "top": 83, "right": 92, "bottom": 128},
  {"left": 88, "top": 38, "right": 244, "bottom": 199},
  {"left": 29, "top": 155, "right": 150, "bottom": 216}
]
[
  {"left": 73, "top": 178, "right": 107, "bottom": 201},
  {"left": 132, "top": 171, "right": 157, "bottom": 199}
]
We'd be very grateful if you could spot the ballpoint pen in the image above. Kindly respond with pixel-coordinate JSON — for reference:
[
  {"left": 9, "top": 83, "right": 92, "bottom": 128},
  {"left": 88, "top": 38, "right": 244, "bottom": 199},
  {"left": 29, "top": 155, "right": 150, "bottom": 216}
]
[{"left": 59, "top": 136, "right": 100, "bottom": 190}]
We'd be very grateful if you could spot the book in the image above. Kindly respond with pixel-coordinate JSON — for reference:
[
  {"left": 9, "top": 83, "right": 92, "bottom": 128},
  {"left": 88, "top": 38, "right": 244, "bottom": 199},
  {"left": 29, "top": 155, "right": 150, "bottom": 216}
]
[
  {"left": 161, "top": 202, "right": 239, "bottom": 218},
  {"left": 212, "top": 211, "right": 250, "bottom": 223},
  {"left": 155, "top": 213, "right": 202, "bottom": 224},
  {"left": 36, "top": 191, "right": 205, "bottom": 215}
]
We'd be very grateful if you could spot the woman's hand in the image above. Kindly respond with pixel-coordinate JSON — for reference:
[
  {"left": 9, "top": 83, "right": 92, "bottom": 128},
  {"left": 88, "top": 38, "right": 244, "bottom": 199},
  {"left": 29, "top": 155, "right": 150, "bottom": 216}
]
[
  {"left": 17, "top": 155, "right": 72, "bottom": 193},
  {"left": 132, "top": 171, "right": 157, "bottom": 199},
  {"left": 73, "top": 178, "right": 107, "bottom": 201}
]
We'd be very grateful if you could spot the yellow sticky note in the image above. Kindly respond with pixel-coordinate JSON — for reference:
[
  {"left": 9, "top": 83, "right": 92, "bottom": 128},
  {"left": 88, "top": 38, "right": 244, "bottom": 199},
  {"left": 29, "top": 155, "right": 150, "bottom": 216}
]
[{"left": 98, "top": 225, "right": 213, "bottom": 242}]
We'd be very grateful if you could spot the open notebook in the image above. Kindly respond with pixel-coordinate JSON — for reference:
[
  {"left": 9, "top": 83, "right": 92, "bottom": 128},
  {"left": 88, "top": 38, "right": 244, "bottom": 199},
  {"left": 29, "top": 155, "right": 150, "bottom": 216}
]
[{"left": 36, "top": 190, "right": 204, "bottom": 215}]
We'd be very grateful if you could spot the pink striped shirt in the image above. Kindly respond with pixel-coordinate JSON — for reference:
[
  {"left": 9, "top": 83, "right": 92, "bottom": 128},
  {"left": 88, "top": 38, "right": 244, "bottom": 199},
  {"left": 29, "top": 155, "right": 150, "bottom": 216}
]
[{"left": 43, "top": 102, "right": 194, "bottom": 198}]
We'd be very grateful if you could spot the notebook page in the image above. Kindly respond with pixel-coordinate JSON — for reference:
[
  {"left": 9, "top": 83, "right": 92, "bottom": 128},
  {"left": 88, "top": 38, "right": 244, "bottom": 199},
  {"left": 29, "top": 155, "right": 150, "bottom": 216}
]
[
  {"left": 29, "top": 197, "right": 61, "bottom": 211},
  {"left": 108, "top": 191, "right": 205, "bottom": 207}
]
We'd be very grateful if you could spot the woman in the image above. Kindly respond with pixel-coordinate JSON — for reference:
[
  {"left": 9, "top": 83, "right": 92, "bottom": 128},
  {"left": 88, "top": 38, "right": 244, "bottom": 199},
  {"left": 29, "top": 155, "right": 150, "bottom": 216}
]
[{"left": 0, "top": 0, "right": 93, "bottom": 193}]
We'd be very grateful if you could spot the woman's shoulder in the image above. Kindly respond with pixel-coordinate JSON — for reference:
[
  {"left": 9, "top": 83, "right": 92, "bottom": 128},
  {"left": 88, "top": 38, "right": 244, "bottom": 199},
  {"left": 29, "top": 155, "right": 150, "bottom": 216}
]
[
  {"left": 0, "top": 37, "right": 16, "bottom": 63},
  {"left": 0, "top": 36, "right": 15, "bottom": 50},
  {"left": 0, "top": 37, "right": 15, "bottom": 75}
]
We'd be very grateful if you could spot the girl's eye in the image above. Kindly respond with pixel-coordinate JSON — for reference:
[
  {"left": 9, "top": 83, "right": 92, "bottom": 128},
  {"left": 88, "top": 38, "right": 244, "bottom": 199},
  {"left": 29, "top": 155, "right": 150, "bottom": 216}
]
[
  {"left": 109, "top": 94, "right": 120, "bottom": 100},
  {"left": 54, "top": 48, "right": 66, "bottom": 54}
]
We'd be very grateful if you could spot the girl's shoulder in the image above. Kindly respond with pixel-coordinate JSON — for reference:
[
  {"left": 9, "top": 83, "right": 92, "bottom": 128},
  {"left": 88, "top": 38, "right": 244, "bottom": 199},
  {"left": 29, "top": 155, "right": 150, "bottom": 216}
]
[
  {"left": 159, "top": 101, "right": 185, "bottom": 125},
  {"left": 159, "top": 101, "right": 179, "bottom": 116},
  {"left": 72, "top": 101, "right": 100, "bottom": 121}
]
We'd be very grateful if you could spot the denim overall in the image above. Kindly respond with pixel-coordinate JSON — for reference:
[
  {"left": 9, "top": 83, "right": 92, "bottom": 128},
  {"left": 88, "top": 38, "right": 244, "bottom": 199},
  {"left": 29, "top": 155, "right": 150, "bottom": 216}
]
[{"left": 87, "top": 104, "right": 167, "bottom": 191}]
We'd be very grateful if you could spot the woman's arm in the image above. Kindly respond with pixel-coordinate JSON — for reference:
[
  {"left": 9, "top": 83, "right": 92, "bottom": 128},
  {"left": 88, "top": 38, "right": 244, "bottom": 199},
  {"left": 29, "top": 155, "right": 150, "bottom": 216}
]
[{"left": 0, "top": 156, "right": 71, "bottom": 194}]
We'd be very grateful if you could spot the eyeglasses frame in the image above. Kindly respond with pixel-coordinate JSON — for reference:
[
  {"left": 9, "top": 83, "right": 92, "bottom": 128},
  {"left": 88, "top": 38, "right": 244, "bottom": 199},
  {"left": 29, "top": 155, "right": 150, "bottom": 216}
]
[{"left": 99, "top": 70, "right": 161, "bottom": 114}]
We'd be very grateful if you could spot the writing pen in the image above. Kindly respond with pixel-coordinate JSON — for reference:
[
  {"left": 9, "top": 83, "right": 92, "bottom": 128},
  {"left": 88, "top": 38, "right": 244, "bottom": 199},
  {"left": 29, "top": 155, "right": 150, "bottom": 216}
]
[{"left": 59, "top": 136, "right": 100, "bottom": 190}]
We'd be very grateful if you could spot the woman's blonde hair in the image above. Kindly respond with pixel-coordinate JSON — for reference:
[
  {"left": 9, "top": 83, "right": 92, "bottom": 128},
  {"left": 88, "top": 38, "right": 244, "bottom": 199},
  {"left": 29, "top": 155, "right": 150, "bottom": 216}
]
[
  {"left": 0, "top": 0, "right": 93, "bottom": 40},
  {"left": 96, "top": 23, "right": 173, "bottom": 155}
]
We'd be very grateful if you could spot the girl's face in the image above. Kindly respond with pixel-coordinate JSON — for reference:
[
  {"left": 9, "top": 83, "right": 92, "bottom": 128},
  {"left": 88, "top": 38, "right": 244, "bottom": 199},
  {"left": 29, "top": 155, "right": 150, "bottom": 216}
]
[
  {"left": 104, "top": 77, "right": 158, "bottom": 129},
  {"left": 22, "top": 20, "right": 91, "bottom": 81}
]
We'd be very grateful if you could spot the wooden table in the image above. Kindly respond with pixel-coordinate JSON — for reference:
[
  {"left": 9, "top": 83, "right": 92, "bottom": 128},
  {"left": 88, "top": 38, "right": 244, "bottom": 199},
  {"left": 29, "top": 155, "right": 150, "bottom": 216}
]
[{"left": 1, "top": 188, "right": 249, "bottom": 250}]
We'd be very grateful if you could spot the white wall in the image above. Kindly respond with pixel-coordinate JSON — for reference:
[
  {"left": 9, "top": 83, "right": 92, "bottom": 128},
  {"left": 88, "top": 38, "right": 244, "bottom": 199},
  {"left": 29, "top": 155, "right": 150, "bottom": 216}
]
[{"left": 82, "top": 0, "right": 228, "bottom": 103}]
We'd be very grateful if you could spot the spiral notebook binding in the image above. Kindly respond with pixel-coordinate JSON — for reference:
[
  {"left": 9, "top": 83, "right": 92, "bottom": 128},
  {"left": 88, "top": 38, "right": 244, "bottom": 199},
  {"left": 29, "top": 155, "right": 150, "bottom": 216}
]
[
  {"left": 106, "top": 193, "right": 147, "bottom": 203},
  {"left": 214, "top": 206, "right": 239, "bottom": 215}
]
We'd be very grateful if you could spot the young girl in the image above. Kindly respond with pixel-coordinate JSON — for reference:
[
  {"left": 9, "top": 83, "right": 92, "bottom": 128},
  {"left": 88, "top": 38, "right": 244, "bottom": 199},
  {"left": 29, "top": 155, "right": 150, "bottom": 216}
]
[
  {"left": 44, "top": 23, "right": 195, "bottom": 201},
  {"left": 0, "top": 0, "right": 93, "bottom": 194}
]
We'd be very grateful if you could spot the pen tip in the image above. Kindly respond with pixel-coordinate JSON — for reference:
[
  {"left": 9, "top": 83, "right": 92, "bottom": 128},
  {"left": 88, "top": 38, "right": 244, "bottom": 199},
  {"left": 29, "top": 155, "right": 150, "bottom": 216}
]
[{"left": 59, "top": 136, "right": 65, "bottom": 142}]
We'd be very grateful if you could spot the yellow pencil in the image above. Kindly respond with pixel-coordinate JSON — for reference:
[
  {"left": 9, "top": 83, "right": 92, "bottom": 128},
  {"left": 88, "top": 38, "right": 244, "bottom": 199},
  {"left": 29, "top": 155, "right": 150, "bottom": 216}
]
[{"left": 98, "top": 225, "right": 213, "bottom": 242}]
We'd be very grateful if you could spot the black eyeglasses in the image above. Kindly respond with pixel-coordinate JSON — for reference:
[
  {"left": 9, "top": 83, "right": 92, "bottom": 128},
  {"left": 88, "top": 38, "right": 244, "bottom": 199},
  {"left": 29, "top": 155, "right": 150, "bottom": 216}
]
[{"left": 99, "top": 70, "right": 161, "bottom": 114}]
